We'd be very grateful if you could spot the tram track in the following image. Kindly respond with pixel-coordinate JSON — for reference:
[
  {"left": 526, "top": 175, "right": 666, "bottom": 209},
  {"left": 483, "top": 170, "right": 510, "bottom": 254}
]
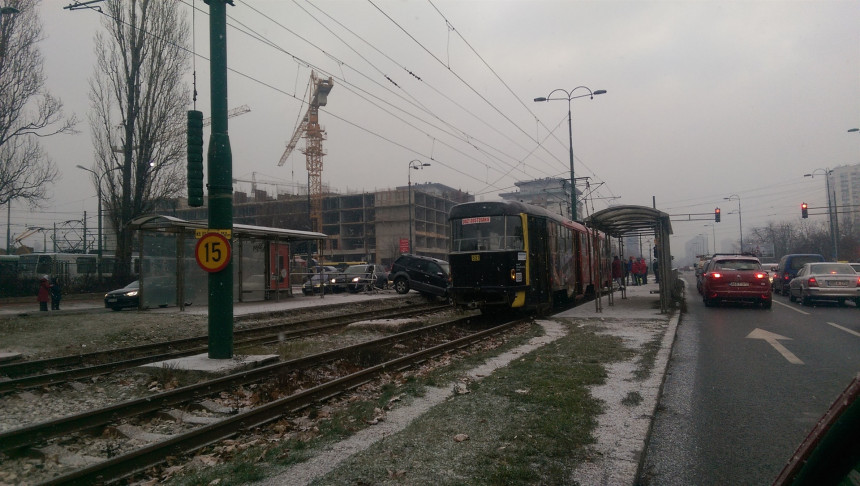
[
  {"left": 2, "top": 314, "right": 526, "bottom": 485},
  {"left": 0, "top": 302, "right": 447, "bottom": 393}
]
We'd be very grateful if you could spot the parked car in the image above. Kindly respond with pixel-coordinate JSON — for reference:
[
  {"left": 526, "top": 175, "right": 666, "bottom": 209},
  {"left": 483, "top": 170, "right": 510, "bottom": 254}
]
[
  {"left": 788, "top": 262, "right": 860, "bottom": 306},
  {"left": 773, "top": 254, "right": 825, "bottom": 296},
  {"left": 389, "top": 254, "right": 450, "bottom": 297},
  {"left": 105, "top": 280, "right": 140, "bottom": 310},
  {"left": 700, "top": 254, "right": 771, "bottom": 308},
  {"left": 333, "top": 264, "right": 389, "bottom": 293},
  {"left": 301, "top": 266, "right": 340, "bottom": 295},
  {"left": 104, "top": 277, "right": 175, "bottom": 311}
]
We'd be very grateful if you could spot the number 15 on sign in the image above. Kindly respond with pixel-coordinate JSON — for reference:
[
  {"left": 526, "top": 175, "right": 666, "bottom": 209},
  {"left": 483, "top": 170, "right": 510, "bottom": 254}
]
[{"left": 196, "top": 233, "right": 231, "bottom": 273}]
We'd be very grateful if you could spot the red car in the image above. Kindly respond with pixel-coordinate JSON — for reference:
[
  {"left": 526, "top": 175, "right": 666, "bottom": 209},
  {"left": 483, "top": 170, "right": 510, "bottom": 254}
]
[{"left": 701, "top": 254, "right": 772, "bottom": 309}]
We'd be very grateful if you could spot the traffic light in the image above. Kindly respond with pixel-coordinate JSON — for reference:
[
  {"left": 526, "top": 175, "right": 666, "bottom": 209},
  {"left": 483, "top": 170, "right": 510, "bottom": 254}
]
[
  {"left": 187, "top": 110, "right": 204, "bottom": 207},
  {"left": 801, "top": 202, "right": 808, "bottom": 219},
  {"left": 715, "top": 207, "right": 721, "bottom": 222}
]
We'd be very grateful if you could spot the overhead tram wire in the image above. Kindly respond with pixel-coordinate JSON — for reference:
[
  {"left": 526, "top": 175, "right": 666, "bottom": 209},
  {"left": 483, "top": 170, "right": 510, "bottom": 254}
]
[
  {"left": 425, "top": 0, "right": 616, "bottom": 195},
  {"left": 195, "top": 1, "right": 557, "bottom": 190},
  {"left": 242, "top": 1, "right": 560, "bottom": 187},
  {"left": 300, "top": 0, "right": 561, "bottom": 178}
]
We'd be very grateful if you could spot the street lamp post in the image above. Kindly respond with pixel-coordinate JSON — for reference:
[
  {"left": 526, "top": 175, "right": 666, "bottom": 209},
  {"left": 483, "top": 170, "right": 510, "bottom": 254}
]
[
  {"left": 804, "top": 168, "right": 837, "bottom": 260},
  {"left": 407, "top": 160, "right": 430, "bottom": 254},
  {"left": 77, "top": 164, "right": 120, "bottom": 280},
  {"left": 1, "top": 5, "right": 20, "bottom": 255},
  {"left": 724, "top": 195, "right": 743, "bottom": 252},
  {"left": 703, "top": 223, "right": 715, "bottom": 254},
  {"left": 534, "top": 87, "right": 606, "bottom": 221}
]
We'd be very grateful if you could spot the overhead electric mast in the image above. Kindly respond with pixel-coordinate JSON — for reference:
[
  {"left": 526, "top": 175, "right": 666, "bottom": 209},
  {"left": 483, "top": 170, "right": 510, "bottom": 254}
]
[{"left": 278, "top": 71, "right": 334, "bottom": 233}]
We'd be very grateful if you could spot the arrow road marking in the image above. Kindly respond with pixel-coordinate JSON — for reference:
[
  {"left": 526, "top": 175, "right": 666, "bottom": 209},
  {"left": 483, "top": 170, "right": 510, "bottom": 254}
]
[
  {"left": 746, "top": 328, "right": 804, "bottom": 365},
  {"left": 828, "top": 322, "right": 860, "bottom": 339}
]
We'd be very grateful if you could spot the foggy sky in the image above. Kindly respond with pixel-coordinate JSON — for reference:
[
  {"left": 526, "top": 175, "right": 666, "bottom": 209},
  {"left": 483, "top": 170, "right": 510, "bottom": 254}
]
[{"left": 11, "top": 0, "right": 860, "bottom": 256}]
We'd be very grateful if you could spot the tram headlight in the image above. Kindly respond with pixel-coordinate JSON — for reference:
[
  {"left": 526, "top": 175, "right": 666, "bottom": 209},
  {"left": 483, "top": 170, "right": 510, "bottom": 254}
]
[{"left": 510, "top": 269, "right": 516, "bottom": 281}]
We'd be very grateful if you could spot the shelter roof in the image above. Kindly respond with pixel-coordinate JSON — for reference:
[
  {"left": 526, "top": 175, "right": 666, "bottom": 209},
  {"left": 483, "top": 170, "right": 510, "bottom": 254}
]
[
  {"left": 585, "top": 205, "right": 673, "bottom": 238},
  {"left": 128, "top": 214, "right": 327, "bottom": 240}
]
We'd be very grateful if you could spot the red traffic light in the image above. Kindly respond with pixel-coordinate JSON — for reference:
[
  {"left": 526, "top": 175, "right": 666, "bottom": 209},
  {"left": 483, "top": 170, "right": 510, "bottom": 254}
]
[
  {"left": 714, "top": 207, "right": 721, "bottom": 222},
  {"left": 801, "top": 202, "right": 808, "bottom": 219}
]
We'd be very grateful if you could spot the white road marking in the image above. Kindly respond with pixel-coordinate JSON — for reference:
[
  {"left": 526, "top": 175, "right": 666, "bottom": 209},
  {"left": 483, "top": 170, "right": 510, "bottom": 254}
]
[
  {"left": 746, "top": 328, "right": 804, "bottom": 365},
  {"left": 773, "top": 298, "right": 809, "bottom": 315},
  {"left": 827, "top": 322, "right": 860, "bottom": 339}
]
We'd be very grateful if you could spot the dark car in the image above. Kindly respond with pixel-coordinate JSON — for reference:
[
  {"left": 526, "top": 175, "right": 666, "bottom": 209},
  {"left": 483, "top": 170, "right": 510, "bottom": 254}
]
[
  {"left": 700, "top": 254, "right": 771, "bottom": 308},
  {"left": 390, "top": 254, "right": 450, "bottom": 297},
  {"left": 773, "top": 253, "right": 825, "bottom": 296},
  {"left": 105, "top": 280, "right": 140, "bottom": 310},
  {"left": 788, "top": 262, "right": 860, "bottom": 306},
  {"left": 334, "top": 264, "right": 389, "bottom": 293},
  {"left": 301, "top": 266, "right": 340, "bottom": 296}
]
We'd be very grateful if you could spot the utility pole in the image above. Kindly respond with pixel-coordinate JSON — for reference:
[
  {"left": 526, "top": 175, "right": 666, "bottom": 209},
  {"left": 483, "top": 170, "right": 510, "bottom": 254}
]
[{"left": 206, "top": 0, "right": 234, "bottom": 359}]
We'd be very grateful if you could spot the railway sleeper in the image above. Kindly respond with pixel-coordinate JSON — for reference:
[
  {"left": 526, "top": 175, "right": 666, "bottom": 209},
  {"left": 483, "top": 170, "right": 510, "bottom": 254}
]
[
  {"left": 33, "top": 444, "right": 102, "bottom": 467},
  {"left": 107, "top": 424, "right": 173, "bottom": 443},
  {"left": 158, "top": 409, "right": 221, "bottom": 425}
]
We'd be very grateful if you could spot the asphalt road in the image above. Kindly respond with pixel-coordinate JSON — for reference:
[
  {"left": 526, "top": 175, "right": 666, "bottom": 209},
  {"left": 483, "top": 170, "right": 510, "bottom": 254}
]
[{"left": 640, "top": 274, "right": 860, "bottom": 485}]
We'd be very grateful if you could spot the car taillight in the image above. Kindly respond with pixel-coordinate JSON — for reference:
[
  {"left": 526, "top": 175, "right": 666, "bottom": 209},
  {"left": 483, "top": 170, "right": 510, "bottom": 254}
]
[
  {"left": 808, "top": 277, "right": 818, "bottom": 287},
  {"left": 709, "top": 272, "right": 722, "bottom": 279},
  {"left": 755, "top": 273, "right": 766, "bottom": 279},
  {"left": 783, "top": 275, "right": 790, "bottom": 281}
]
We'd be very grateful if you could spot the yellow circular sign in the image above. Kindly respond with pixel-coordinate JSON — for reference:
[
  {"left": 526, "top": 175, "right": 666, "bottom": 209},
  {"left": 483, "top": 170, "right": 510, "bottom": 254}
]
[{"left": 195, "top": 232, "right": 231, "bottom": 273}]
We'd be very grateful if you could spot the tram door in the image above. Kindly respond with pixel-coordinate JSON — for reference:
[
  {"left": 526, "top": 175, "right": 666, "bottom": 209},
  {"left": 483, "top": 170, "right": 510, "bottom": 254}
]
[{"left": 527, "top": 216, "right": 551, "bottom": 306}]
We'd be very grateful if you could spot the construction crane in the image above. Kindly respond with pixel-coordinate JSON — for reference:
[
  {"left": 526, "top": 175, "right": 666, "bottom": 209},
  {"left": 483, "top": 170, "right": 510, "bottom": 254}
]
[
  {"left": 202, "top": 104, "right": 251, "bottom": 127},
  {"left": 278, "top": 71, "right": 334, "bottom": 233}
]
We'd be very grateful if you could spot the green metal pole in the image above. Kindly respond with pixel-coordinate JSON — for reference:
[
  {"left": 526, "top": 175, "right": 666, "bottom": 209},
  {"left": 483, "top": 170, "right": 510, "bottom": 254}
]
[{"left": 206, "top": 0, "right": 233, "bottom": 359}]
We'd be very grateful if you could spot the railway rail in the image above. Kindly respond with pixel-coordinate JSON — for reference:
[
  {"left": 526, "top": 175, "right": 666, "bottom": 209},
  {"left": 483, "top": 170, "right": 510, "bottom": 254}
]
[
  {"left": 0, "top": 302, "right": 447, "bottom": 393},
  {"left": 2, "top": 313, "right": 526, "bottom": 485}
]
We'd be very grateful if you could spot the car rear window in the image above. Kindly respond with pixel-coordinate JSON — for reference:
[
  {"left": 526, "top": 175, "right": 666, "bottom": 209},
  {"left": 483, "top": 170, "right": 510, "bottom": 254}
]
[
  {"left": 789, "top": 256, "right": 823, "bottom": 271},
  {"left": 713, "top": 259, "right": 761, "bottom": 271},
  {"left": 808, "top": 263, "right": 854, "bottom": 274}
]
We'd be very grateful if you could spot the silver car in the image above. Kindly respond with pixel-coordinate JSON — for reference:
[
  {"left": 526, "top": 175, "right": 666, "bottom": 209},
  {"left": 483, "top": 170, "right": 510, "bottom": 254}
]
[{"left": 788, "top": 262, "right": 860, "bottom": 306}]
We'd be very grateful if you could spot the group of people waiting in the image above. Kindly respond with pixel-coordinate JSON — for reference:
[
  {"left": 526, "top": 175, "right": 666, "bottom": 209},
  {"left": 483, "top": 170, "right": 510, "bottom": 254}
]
[
  {"left": 611, "top": 255, "right": 660, "bottom": 289},
  {"left": 37, "top": 275, "right": 62, "bottom": 311}
]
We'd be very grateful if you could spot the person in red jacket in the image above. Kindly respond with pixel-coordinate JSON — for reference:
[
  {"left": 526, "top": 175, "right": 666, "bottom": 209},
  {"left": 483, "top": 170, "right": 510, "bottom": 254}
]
[
  {"left": 631, "top": 258, "right": 642, "bottom": 285},
  {"left": 611, "top": 256, "right": 624, "bottom": 289},
  {"left": 37, "top": 275, "right": 50, "bottom": 312}
]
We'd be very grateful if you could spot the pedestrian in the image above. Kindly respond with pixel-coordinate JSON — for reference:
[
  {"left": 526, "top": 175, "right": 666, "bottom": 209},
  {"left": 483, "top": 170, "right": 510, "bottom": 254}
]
[
  {"left": 626, "top": 256, "right": 635, "bottom": 286},
  {"left": 631, "top": 258, "right": 642, "bottom": 285},
  {"left": 50, "top": 277, "right": 62, "bottom": 310},
  {"left": 37, "top": 275, "right": 50, "bottom": 312},
  {"left": 640, "top": 257, "right": 649, "bottom": 284},
  {"left": 611, "top": 256, "right": 624, "bottom": 289},
  {"left": 652, "top": 259, "right": 660, "bottom": 284}
]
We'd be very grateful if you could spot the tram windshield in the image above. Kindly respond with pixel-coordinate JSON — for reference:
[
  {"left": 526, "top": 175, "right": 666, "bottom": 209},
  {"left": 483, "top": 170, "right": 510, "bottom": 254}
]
[{"left": 451, "top": 215, "right": 523, "bottom": 251}]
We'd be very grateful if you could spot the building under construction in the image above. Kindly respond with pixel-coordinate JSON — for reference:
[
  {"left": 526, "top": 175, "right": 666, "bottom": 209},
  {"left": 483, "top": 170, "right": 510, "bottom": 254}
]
[{"left": 169, "top": 182, "right": 472, "bottom": 266}]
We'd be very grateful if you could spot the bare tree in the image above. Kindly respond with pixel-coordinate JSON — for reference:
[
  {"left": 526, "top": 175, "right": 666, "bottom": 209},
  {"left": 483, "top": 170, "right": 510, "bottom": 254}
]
[
  {"left": 88, "top": 0, "right": 189, "bottom": 278},
  {"left": 0, "top": 0, "right": 75, "bottom": 210}
]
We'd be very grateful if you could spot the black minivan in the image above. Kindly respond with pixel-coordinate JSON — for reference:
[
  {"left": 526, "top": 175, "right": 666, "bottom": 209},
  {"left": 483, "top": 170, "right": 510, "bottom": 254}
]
[
  {"left": 773, "top": 253, "right": 825, "bottom": 295},
  {"left": 389, "top": 254, "right": 450, "bottom": 297}
]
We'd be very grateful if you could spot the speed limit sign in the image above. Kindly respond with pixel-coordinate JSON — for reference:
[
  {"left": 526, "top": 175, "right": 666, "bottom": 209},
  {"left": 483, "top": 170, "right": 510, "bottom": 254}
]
[{"left": 195, "top": 232, "right": 231, "bottom": 273}]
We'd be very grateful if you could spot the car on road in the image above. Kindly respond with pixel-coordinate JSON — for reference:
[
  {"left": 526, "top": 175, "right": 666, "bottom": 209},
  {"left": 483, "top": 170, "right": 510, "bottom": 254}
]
[
  {"left": 334, "top": 264, "right": 389, "bottom": 293},
  {"left": 773, "top": 253, "right": 825, "bottom": 296},
  {"left": 104, "top": 277, "right": 175, "bottom": 310},
  {"left": 849, "top": 262, "right": 860, "bottom": 274},
  {"left": 301, "top": 266, "right": 340, "bottom": 296},
  {"left": 787, "top": 262, "right": 860, "bottom": 306},
  {"left": 700, "top": 254, "right": 771, "bottom": 308},
  {"left": 389, "top": 254, "right": 450, "bottom": 297}
]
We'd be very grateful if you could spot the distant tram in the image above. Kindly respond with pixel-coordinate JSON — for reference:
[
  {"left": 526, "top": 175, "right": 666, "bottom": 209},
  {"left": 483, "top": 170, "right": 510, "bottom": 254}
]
[{"left": 448, "top": 201, "right": 609, "bottom": 313}]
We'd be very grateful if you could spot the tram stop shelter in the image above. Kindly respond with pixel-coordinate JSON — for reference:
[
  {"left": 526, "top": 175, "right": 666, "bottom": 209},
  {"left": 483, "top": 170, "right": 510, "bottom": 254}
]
[
  {"left": 128, "top": 214, "right": 326, "bottom": 311},
  {"left": 585, "top": 205, "right": 676, "bottom": 313}
]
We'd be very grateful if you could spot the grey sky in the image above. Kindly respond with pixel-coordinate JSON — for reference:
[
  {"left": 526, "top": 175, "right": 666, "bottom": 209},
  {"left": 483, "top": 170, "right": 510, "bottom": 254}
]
[{"left": 12, "top": 0, "right": 860, "bottom": 254}]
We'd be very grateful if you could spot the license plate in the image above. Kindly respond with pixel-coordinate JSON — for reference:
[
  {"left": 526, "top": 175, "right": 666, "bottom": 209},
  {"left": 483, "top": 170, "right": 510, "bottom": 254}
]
[
  {"left": 107, "top": 297, "right": 117, "bottom": 302},
  {"left": 828, "top": 281, "right": 848, "bottom": 287},
  {"left": 729, "top": 282, "right": 749, "bottom": 287}
]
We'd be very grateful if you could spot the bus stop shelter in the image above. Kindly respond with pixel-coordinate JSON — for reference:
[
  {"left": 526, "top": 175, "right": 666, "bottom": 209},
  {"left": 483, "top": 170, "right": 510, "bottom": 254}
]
[
  {"left": 129, "top": 214, "right": 326, "bottom": 311},
  {"left": 585, "top": 205, "right": 675, "bottom": 313}
]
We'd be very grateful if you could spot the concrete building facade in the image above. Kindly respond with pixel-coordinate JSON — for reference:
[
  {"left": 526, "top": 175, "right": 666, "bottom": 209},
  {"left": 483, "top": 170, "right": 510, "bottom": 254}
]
[
  {"left": 498, "top": 177, "right": 580, "bottom": 221},
  {"left": 831, "top": 163, "right": 860, "bottom": 230},
  {"left": 167, "top": 183, "right": 473, "bottom": 267}
]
